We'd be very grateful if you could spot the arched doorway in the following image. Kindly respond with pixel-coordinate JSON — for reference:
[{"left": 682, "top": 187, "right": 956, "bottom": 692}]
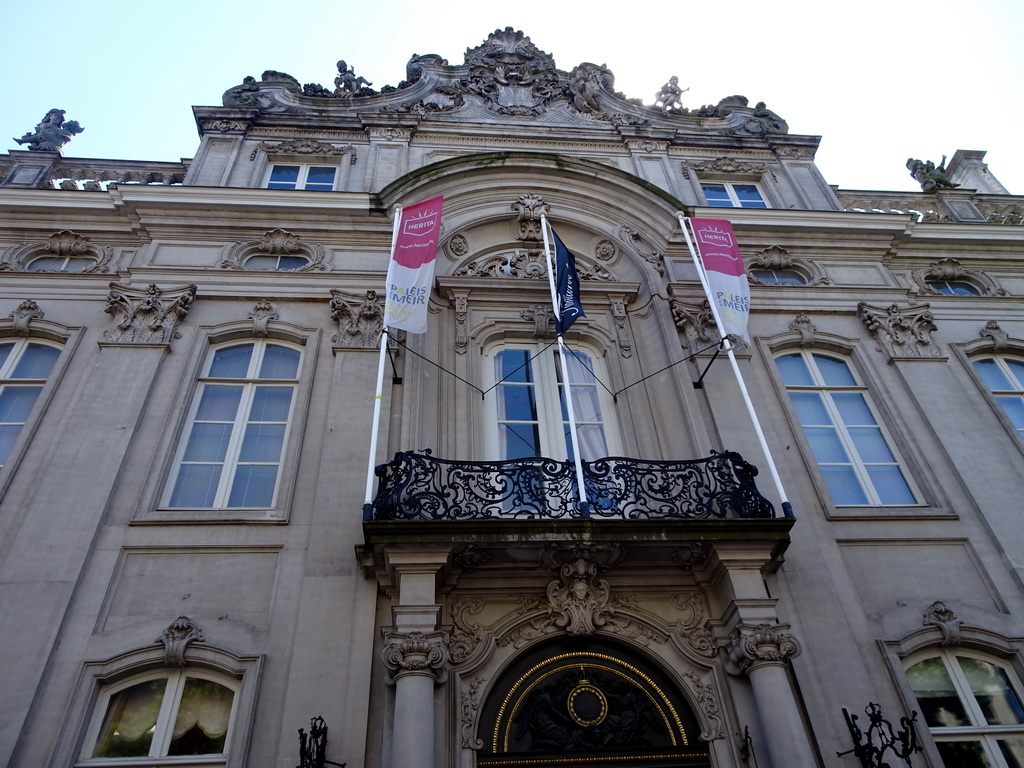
[{"left": 477, "top": 637, "right": 712, "bottom": 768}]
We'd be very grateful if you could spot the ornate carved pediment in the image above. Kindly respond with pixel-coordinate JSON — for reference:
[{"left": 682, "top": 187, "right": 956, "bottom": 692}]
[
  {"left": 1, "top": 230, "right": 112, "bottom": 273},
  {"left": 103, "top": 282, "right": 196, "bottom": 345},
  {"left": 685, "top": 157, "right": 770, "bottom": 175},
  {"left": 462, "top": 28, "right": 561, "bottom": 116},
  {"left": 746, "top": 245, "right": 831, "bottom": 286},
  {"left": 251, "top": 138, "right": 356, "bottom": 163},
  {"left": 859, "top": 302, "right": 941, "bottom": 359},
  {"left": 910, "top": 257, "right": 1007, "bottom": 297},
  {"left": 156, "top": 616, "right": 204, "bottom": 667},
  {"left": 220, "top": 228, "right": 326, "bottom": 272},
  {"left": 330, "top": 289, "right": 384, "bottom": 347}
]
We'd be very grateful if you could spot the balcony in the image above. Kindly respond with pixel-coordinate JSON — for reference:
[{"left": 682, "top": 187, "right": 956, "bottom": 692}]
[{"left": 365, "top": 450, "right": 775, "bottom": 521}]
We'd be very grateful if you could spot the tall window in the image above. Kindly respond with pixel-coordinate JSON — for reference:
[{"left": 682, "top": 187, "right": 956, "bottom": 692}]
[
  {"left": 906, "top": 650, "right": 1024, "bottom": 767},
  {"left": 0, "top": 339, "right": 61, "bottom": 469},
  {"left": 265, "top": 164, "right": 336, "bottom": 191},
  {"left": 85, "top": 669, "right": 237, "bottom": 762},
  {"left": 165, "top": 340, "right": 300, "bottom": 509},
  {"left": 776, "top": 351, "right": 916, "bottom": 505},
  {"left": 490, "top": 346, "right": 612, "bottom": 461},
  {"left": 701, "top": 182, "right": 768, "bottom": 208},
  {"left": 972, "top": 356, "right": 1024, "bottom": 441}
]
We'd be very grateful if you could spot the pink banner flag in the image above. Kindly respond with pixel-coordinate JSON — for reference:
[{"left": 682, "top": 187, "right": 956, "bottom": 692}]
[
  {"left": 690, "top": 218, "right": 750, "bottom": 341},
  {"left": 384, "top": 195, "right": 444, "bottom": 333}
]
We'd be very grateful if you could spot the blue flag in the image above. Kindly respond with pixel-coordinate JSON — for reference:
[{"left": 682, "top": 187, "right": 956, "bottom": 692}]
[{"left": 551, "top": 229, "right": 586, "bottom": 334}]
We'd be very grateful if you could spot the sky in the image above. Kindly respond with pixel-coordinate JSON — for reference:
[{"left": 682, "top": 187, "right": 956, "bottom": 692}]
[{"left": 3, "top": 0, "right": 1022, "bottom": 194}]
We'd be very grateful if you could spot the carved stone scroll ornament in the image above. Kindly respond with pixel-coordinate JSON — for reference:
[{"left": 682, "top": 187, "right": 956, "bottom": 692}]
[
  {"left": 670, "top": 593, "right": 717, "bottom": 659},
  {"left": 610, "top": 299, "right": 633, "bottom": 358},
  {"left": 923, "top": 601, "right": 962, "bottom": 647},
  {"left": 789, "top": 312, "right": 816, "bottom": 348},
  {"left": 746, "top": 245, "right": 831, "bottom": 286},
  {"left": 910, "top": 257, "right": 1006, "bottom": 297},
  {"left": 455, "top": 250, "right": 614, "bottom": 282},
  {"left": 446, "top": 234, "right": 469, "bottom": 260},
  {"left": 448, "top": 291, "right": 470, "bottom": 353},
  {"left": 381, "top": 630, "right": 450, "bottom": 684},
  {"left": 461, "top": 677, "right": 485, "bottom": 750},
  {"left": 103, "top": 283, "right": 197, "bottom": 345},
  {"left": 220, "top": 228, "right": 326, "bottom": 272},
  {"left": 10, "top": 300, "right": 44, "bottom": 336},
  {"left": 547, "top": 558, "right": 611, "bottom": 636},
  {"left": 248, "top": 300, "right": 279, "bottom": 337},
  {"left": 157, "top": 616, "right": 205, "bottom": 667},
  {"left": 685, "top": 157, "right": 769, "bottom": 175},
  {"left": 681, "top": 670, "right": 726, "bottom": 741},
  {"left": 449, "top": 597, "right": 484, "bottom": 664},
  {"left": 1, "top": 230, "right": 112, "bottom": 273},
  {"left": 619, "top": 225, "right": 664, "bottom": 276},
  {"left": 521, "top": 304, "right": 553, "bottom": 338},
  {"left": 980, "top": 320, "right": 1009, "bottom": 352},
  {"left": 671, "top": 299, "right": 748, "bottom": 352},
  {"left": 726, "top": 623, "right": 801, "bottom": 676},
  {"left": 330, "top": 289, "right": 384, "bottom": 347},
  {"left": 512, "top": 194, "right": 550, "bottom": 241},
  {"left": 670, "top": 542, "right": 710, "bottom": 571},
  {"left": 462, "top": 28, "right": 561, "bottom": 116},
  {"left": 250, "top": 138, "right": 356, "bottom": 163},
  {"left": 859, "top": 302, "right": 940, "bottom": 359}
]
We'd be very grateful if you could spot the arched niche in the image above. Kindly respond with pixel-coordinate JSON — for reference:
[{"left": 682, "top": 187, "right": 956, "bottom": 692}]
[{"left": 476, "top": 637, "right": 711, "bottom": 768}]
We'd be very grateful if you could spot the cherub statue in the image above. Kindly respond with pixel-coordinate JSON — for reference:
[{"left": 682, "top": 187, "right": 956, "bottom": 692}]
[
  {"left": 907, "top": 156, "right": 959, "bottom": 192},
  {"left": 14, "top": 109, "right": 84, "bottom": 153},
  {"left": 655, "top": 75, "right": 688, "bottom": 111},
  {"left": 333, "top": 60, "right": 373, "bottom": 96}
]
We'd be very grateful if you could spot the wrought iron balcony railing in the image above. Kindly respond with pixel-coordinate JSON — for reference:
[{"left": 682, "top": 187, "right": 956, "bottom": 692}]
[{"left": 366, "top": 450, "right": 775, "bottom": 521}]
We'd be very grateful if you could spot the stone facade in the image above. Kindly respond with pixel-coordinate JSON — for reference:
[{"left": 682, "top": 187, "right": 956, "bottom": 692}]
[{"left": 2, "top": 27, "right": 1024, "bottom": 768}]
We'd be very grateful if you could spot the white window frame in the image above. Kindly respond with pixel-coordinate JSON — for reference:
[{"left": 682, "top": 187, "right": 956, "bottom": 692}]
[
  {"left": 24, "top": 254, "right": 98, "bottom": 273},
  {"left": 162, "top": 339, "right": 301, "bottom": 511},
  {"left": 80, "top": 668, "right": 240, "bottom": 766},
  {"left": 483, "top": 342, "right": 619, "bottom": 462},
  {"left": 700, "top": 181, "right": 769, "bottom": 208},
  {"left": 775, "top": 349, "right": 919, "bottom": 506},
  {"left": 263, "top": 163, "right": 338, "bottom": 191},
  {"left": 905, "top": 649, "right": 1024, "bottom": 768},
  {"left": 0, "top": 338, "right": 63, "bottom": 470},
  {"left": 971, "top": 355, "right": 1024, "bottom": 442}
]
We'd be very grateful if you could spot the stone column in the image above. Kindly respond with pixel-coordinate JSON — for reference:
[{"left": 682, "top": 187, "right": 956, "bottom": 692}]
[
  {"left": 727, "top": 623, "right": 816, "bottom": 768},
  {"left": 382, "top": 630, "right": 450, "bottom": 768}
]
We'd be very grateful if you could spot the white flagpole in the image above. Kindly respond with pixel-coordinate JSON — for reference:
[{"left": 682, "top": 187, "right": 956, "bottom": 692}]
[
  {"left": 364, "top": 206, "right": 404, "bottom": 519},
  {"left": 677, "top": 213, "right": 794, "bottom": 518},
  {"left": 540, "top": 214, "right": 590, "bottom": 514}
]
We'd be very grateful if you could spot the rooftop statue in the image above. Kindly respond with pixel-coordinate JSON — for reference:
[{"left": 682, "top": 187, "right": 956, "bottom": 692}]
[
  {"left": 13, "top": 108, "right": 84, "bottom": 154},
  {"left": 907, "top": 156, "right": 959, "bottom": 192},
  {"left": 334, "top": 60, "right": 373, "bottom": 97},
  {"left": 655, "top": 76, "right": 688, "bottom": 111}
]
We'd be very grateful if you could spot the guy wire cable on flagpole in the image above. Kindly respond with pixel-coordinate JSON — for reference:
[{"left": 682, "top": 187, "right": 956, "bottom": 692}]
[
  {"left": 611, "top": 338, "right": 727, "bottom": 398},
  {"left": 677, "top": 212, "right": 794, "bottom": 518}
]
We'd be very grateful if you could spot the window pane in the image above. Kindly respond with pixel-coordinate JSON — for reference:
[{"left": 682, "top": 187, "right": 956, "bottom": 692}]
[
  {"left": 92, "top": 678, "right": 168, "bottom": 758},
  {"left": 936, "top": 740, "right": 992, "bottom": 767},
  {"left": 497, "top": 385, "right": 538, "bottom": 423},
  {"left": 866, "top": 465, "right": 916, "bottom": 504},
  {"left": 501, "top": 424, "right": 541, "bottom": 459},
  {"left": 1007, "top": 360, "right": 1024, "bottom": 389},
  {"left": 228, "top": 464, "right": 278, "bottom": 507},
  {"left": 820, "top": 466, "right": 869, "bottom": 505},
  {"left": 0, "top": 343, "right": 11, "bottom": 370},
  {"left": 209, "top": 345, "right": 253, "bottom": 378},
  {"left": 237, "top": 423, "right": 286, "bottom": 462},
  {"left": 277, "top": 255, "right": 309, "bottom": 270},
  {"left": 0, "top": 386, "right": 42, "bottom": 422},
  {"left": 563, "top": 352, "right": 595, "bottom": 384},
  {"left": 907, "top": 657, "right": 971, "bottom": 727},
  {"left": 0, "top": 425, "right": 20, "bottom": 466},
  {"left": 805, "top": 427, "right": 851, "bottom": 464},
  {"left": 848, "top": 428, "right": 896, "bottom": 463},
  {"left": 182, "top": 422, "right": 234, "bottom": 462},
  {"left": 734, "top": 184, "right": 767, "bottom": 208},
  {"left": 702, "top": 184, "right": 732, "bottom": 206},
  {"left": 303, "top": 167, "right": 336, "bottom": 190},
  {"left": 570, "top": 386, "right": 602, "bottom": 422},
  {"left": 497, "top": 350, "right": 533, "bottom": 383},
  {"left": 999, "top": 739, "right": 1024, "bottom": 768},
  {"left": 776, "top": 354, "right": 813, "bottom": 386},
  {"left": 248, "top": 386, "right": 293, "bottom": 421},
  {"left": 957, "top": 657, "right": 1024, "bottom": 726},
  {"left": 814, "top": 355, "right": 857, "bottom": 386},
  {"left": 789, "top": 392, "right": 831, "bottom": 425},
  {"left": 267, "top": 165, "right": 300, "bottom": 188},
  {"left": 11, "top": 344, "right": 60, "bottom": 379},
  {"left": 996, "top": 397, "right": 1024, "bottom": 430},
  {"left": 194, "top": 385, "right": 243, "bottom": 422},
  {"left": 258, "top": 346, "right": 300, "bottom": 379},
  {"left": 832, "top": 393, "right": 876, "bottom": 425},
  {"left": 25, "top": 256, "right": 68, "bottom": 271},
  {"left": 169, "top": 464, "right": 222, "bottom": 508},
  {"left": 168, "top": 678, "right": 233, "bottom": 756},
  {"left": 974, "top": 359, "right": 1013, "bottom": 390},
  {"left": 930, "top": 280, "right": 980, "bottom": 296},
  {"left": 574, "top": 424, "right": 608, "bottom": 461},
  {"left": 751, "top": 268, "right": 805, "bottom": 285}
]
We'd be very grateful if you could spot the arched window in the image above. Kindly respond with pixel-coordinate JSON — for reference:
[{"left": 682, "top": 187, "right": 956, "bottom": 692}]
[
  {"left": 84, "top": 669, "right": 238, "bottom": 762},
  {"left": 929, "top": 279, "right": 982, "bottom": 296},
  {"left": 0, "top": 339, "right": 62, "bottom": 469},
  {"left": 485, "top": 343, "right": 617, "bottom": 461},
  {"left": 775, "top": 350, "right": 917, "bottom": 505},
  {"left": 972, "top": 356, "right": 1024, "bottom": 441},
  {"left": 164, "top": 340, "right": 301, "bottom": 509},
  {"left": 905, "top": 650, "right": 1024, "bottom": 767},
  {"left": 24, "top": 254, "right": 98, "bottom": 272}
]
